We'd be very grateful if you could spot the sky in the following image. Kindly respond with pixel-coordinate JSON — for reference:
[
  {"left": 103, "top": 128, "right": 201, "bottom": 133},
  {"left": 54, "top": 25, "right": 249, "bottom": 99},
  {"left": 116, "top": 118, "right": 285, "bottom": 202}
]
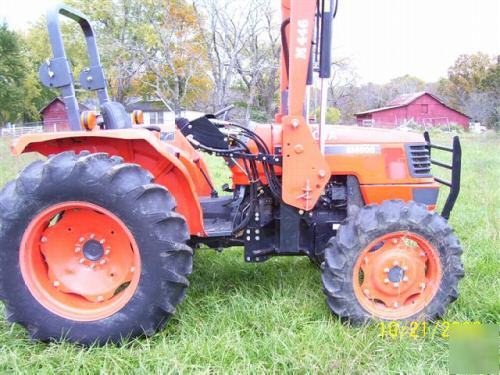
[{"left": 0, "top": 0, "right": 498, "bottom": 84}]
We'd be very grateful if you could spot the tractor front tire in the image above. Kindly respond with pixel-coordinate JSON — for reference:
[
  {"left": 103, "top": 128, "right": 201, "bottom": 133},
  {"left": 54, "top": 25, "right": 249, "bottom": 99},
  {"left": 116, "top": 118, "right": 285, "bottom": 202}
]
[
  {"left": 321, "top": 200, "right": 464, "bottom": 323},
  {"left": 0, "top": 152, "right": 193, "bottom": 344}
]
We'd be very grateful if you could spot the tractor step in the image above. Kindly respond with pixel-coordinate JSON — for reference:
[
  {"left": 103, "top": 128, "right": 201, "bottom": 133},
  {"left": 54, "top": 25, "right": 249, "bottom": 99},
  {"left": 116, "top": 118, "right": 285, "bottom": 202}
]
[
  {"left": 200, "top": 195, "right": 236, "bottom": 237},
  {"left": 203, "top": 218, "right": 233, "bottom": 237}
]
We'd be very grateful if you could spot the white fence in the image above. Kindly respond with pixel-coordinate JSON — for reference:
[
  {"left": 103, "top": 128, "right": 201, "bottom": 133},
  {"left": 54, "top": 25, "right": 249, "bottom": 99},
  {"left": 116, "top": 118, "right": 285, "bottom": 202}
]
[{"left": 0, "top": 125, "right": 44, "bottom": 138}]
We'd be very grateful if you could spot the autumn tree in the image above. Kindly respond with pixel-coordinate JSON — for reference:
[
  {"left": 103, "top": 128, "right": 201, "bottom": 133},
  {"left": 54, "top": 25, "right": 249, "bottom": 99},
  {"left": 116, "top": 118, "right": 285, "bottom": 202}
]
[
  {"left": 125, "top": 0, "right": 211, "bottom": 114},
  {"left": 438, "top": 53, "right": 498, "bottom": 127}
]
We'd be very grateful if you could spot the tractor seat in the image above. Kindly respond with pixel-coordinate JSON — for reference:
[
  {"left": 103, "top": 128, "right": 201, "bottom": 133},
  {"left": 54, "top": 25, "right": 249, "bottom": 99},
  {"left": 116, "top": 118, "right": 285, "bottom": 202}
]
[
  {"left": 101, "top": 101, "right": 132, "bottom": 130},
  {"left": 175, "top": 116, "right": 228, "bottom": 150}
]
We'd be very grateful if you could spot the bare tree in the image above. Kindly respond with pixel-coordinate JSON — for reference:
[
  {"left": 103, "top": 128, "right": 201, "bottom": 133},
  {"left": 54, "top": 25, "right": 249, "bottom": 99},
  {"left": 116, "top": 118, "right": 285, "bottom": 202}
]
[
  {"left": 195, "top": 0, "right": 280, "bottom": 122},
  {"left": 194, "top": 0, "right": 251, "bottom": 112},
  {"left": 237, "top": 3, "right": 281, "bottom": 122}
]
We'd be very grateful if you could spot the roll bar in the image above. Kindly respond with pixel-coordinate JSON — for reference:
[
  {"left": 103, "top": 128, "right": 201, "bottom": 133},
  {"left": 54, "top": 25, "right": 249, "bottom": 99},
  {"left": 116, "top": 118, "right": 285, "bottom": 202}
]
[{"left": 39, "top": 3, "right": 109, "bottom": 130}]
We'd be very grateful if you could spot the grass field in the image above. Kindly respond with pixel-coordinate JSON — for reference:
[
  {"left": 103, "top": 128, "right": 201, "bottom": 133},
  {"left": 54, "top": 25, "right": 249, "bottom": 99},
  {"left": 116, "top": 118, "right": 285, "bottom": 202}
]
[{"left": 0, "top": 132, "right": 498, "bottom": 374}]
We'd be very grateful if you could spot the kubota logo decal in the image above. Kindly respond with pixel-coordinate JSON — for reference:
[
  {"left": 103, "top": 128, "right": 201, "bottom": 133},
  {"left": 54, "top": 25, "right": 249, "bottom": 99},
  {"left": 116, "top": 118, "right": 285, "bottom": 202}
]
[{"left": 295, "top": 19, "right": 309, "bottom": 59}]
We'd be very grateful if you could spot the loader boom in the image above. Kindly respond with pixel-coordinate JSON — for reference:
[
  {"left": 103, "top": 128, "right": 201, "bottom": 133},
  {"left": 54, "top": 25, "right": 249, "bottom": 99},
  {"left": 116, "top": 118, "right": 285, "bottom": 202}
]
[{"left": 279, "top": 0, "right": 334, "bottom": 211}]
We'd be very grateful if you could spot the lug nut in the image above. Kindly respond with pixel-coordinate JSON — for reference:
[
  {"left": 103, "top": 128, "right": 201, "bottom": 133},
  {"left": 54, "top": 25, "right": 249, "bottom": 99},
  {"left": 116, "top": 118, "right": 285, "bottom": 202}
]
[
  {"left": 246, "top": 236, "right": 251, "bottom": 241},
  {"left": 420, "top": 282, "right": 426, "bottom": 290},
  {"left": 393, "top": 260, "right": 399, "bottom": 266},
  {"left": 402, "top": 265, "right": 408, "bottom": 271},
  {"left": 393, "top": 283, "right": 400, "bottom": 288},
  {"left": 53, "top": 280, "right": 60, "bottom": 287},
  {"left": 105, "top": 249, "right": 111, "bottom": 255},
  {"left": 75, "top": 247, "right": 81, "bottom": 253},
  {"left": 100, "top": 239, "right": 106, "bottom": 244},
  {"left": 79, "top": 237, "right": 85, "bottom": 243},
  {"left": 79, "top": 258, "right": 85, "bottom": 264},
  {"left": 384, "top": 278, "right": 390, "bottom": 284},
  {"left": 255, "top": 236, "right": 260, "bottom": 241},
  {"left": 403, "top": 276, "right": 409, "bottom": 282},
  {"left": 99, "top": 259, "right": 106, "bottom": 265},
  {"left": 90, "top": 233, "right": 95, "bottom": 239},
  {"left": 384, "top": 268, "right": 390, "bottom": 273},
  {"left": 90, "top": 263, "right": 96, "bottom": 269}
]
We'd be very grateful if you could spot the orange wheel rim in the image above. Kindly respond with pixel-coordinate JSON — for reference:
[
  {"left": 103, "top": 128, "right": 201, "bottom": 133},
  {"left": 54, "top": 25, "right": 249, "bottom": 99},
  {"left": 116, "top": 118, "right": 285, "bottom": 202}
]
[
  {"left": 20, "top": 202, "right": 141, "bottom": 321},
  {"left": 353, "top": 231, "right": 442, "bottom": 319}
]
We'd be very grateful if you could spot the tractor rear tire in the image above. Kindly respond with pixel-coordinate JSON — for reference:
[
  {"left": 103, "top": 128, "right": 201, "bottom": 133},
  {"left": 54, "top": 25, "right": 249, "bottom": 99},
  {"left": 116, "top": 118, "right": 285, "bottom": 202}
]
[
  {"left": 321, "top": 200, "right": 464, "bottom": 323},
  {"left": 0, "top": 151, "right": 193, "bottom": 344}
]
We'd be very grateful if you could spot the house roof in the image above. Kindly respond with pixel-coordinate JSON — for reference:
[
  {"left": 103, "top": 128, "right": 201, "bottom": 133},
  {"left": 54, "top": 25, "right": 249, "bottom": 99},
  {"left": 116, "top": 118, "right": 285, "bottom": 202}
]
[
  {"left": 39, "top": 97, "right": 90, "bottom": 114},
  {"left": 355, "top": 91, "right": 470, "bottom": 118},
  {"left": 125, "top": 100, "right": 170, "bottom": 112}
]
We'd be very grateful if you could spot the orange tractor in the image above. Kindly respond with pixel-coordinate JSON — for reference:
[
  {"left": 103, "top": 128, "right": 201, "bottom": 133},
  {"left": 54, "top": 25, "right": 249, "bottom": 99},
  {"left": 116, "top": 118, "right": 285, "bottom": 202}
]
[{"left": 0, "top": 1, "right": 464, "bottom": 344}]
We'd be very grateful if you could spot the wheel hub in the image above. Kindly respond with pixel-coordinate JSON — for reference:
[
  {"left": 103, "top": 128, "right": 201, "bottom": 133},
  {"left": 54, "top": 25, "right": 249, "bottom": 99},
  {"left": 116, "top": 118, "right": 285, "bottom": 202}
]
[
  {"left": 19, "top": 202, "right": 141, "bottom": 321},
  {"left": 82, "top": 239, "right": 104, "bottom": 261},
  {"left": 353, "top": 231, "right": 442, "bottom": 319},
  {"left": 388, "top": 266, "right": 404, "bottom": 283}
]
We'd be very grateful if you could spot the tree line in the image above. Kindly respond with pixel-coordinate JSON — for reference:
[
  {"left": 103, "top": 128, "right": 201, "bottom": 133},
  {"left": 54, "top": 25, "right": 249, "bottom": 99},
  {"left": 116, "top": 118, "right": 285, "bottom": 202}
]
[{"left": 0, "top": 0, "right": 498, "bottom": 129}]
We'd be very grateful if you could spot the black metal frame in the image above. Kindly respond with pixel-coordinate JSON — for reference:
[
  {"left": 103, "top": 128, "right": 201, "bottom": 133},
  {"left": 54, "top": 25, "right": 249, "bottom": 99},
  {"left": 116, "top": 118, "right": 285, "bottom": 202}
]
[
  {"left": 423, "top": 131, "right": 462, "bottom": 220},
  {"left": 39, "top": 4, "right": 109, "bottom": 131}
]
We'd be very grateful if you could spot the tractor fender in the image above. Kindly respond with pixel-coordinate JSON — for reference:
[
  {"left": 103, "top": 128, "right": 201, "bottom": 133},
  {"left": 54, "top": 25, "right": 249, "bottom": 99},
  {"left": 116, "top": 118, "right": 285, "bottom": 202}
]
[{"left": 12, "top": 129, "right": 206, "bottom": 236}]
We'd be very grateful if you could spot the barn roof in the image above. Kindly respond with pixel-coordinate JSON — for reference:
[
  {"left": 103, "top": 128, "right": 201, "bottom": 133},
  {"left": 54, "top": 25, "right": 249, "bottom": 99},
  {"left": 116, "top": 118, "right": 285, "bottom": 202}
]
[
  {"left": 355, "top": 91, "right": 470, "bottom": 118},
  {"left": 125, "top": 99, "right": 170, "bottom": 112},
  {"left": 39, "top": 97, "right": 90, "bottom": 114}
]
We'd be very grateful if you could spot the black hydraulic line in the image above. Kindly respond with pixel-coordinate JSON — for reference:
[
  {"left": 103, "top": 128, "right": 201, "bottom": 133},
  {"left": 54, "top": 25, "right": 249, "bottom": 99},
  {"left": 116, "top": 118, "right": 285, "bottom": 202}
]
[
  {"left": 226, "top": 122, "right": 271, "bottom": 154},
  {"left": 195, "top": 159, "right": 218, "bottom": 198},
  {"left": 226, "top": 123, "right": 282, "bottom": 192},
  {"left": 280, "top": 18, "right": 291, "bottom": 82},
  {"left": 315, "top": 0, "right": 321, "bottom": 63},
  {"left": 333, "top": 0, "right": 339, "bottom": 18},
  {"left": 223, "top": 121, "right": 282, "bottom": 197}
]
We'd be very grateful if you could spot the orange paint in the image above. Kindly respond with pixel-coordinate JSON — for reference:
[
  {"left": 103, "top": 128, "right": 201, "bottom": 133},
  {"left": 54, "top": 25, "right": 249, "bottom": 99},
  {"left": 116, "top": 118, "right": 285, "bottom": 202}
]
[
  {"left": 352, "top": 231, "right": 442, "bottom": 319},
  {"left": 13, "top": 129, "right": 207, "bottom": 235},
  {"left": 20, "top": 202, "right": 141, "bottom": 321}
]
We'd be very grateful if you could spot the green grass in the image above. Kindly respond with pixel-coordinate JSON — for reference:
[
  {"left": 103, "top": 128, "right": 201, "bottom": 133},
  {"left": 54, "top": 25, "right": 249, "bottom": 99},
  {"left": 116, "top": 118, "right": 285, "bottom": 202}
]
[{"left": 0, "top": 133, "right": 498, "bottom": 374}]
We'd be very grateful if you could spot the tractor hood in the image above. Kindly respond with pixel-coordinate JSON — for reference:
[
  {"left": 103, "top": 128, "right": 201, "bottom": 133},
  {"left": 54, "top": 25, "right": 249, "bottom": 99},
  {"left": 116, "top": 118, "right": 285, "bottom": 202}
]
[{"left": 321, "top": 125, "right": 426, "bottom": 145}]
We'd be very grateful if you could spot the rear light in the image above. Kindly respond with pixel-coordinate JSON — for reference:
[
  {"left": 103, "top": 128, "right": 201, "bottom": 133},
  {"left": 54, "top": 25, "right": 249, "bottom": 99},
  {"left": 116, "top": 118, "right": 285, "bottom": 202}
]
[
  {"left": 80, "top": 111, "right": 97, "bottom": 131},
  {"left": 131, "top": 110, "right": 144, "bottom": 125}
]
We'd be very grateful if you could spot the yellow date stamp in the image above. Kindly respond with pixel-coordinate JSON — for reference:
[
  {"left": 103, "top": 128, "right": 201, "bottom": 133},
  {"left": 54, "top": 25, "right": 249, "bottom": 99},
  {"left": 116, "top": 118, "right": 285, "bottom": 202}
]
[{"left": 378, "top": 321, "right": 482, "bottom": 339}]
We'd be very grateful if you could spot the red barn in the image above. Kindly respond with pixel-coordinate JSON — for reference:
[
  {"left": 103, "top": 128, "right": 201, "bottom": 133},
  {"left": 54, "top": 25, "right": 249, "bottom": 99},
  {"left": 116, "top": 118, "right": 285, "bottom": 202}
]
[
  {"left": 355, "top": 92, "right": 470, "bottom": 130},
  {"left": 40, "top": 98, "right": 90, "bottom": 132}
]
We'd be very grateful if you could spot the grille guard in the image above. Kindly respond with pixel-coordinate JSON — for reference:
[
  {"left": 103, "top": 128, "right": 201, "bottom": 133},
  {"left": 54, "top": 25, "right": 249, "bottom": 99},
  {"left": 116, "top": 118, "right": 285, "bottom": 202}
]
[{"left": 423, "top": 131, "right": 462, "bottom": 220}]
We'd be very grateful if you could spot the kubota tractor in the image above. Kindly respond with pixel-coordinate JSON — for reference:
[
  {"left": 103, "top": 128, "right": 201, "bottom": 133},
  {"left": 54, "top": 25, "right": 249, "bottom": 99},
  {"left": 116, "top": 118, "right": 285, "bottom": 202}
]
[{"left": 0, "top": 1, "right": 464, "bottom": 345}]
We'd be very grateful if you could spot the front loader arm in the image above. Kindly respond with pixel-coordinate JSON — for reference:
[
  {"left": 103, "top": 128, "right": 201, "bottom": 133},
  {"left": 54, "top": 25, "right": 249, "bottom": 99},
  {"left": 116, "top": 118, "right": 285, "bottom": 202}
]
[{"left": 280, "top": 0, "right": 331, "bottom": 211}]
